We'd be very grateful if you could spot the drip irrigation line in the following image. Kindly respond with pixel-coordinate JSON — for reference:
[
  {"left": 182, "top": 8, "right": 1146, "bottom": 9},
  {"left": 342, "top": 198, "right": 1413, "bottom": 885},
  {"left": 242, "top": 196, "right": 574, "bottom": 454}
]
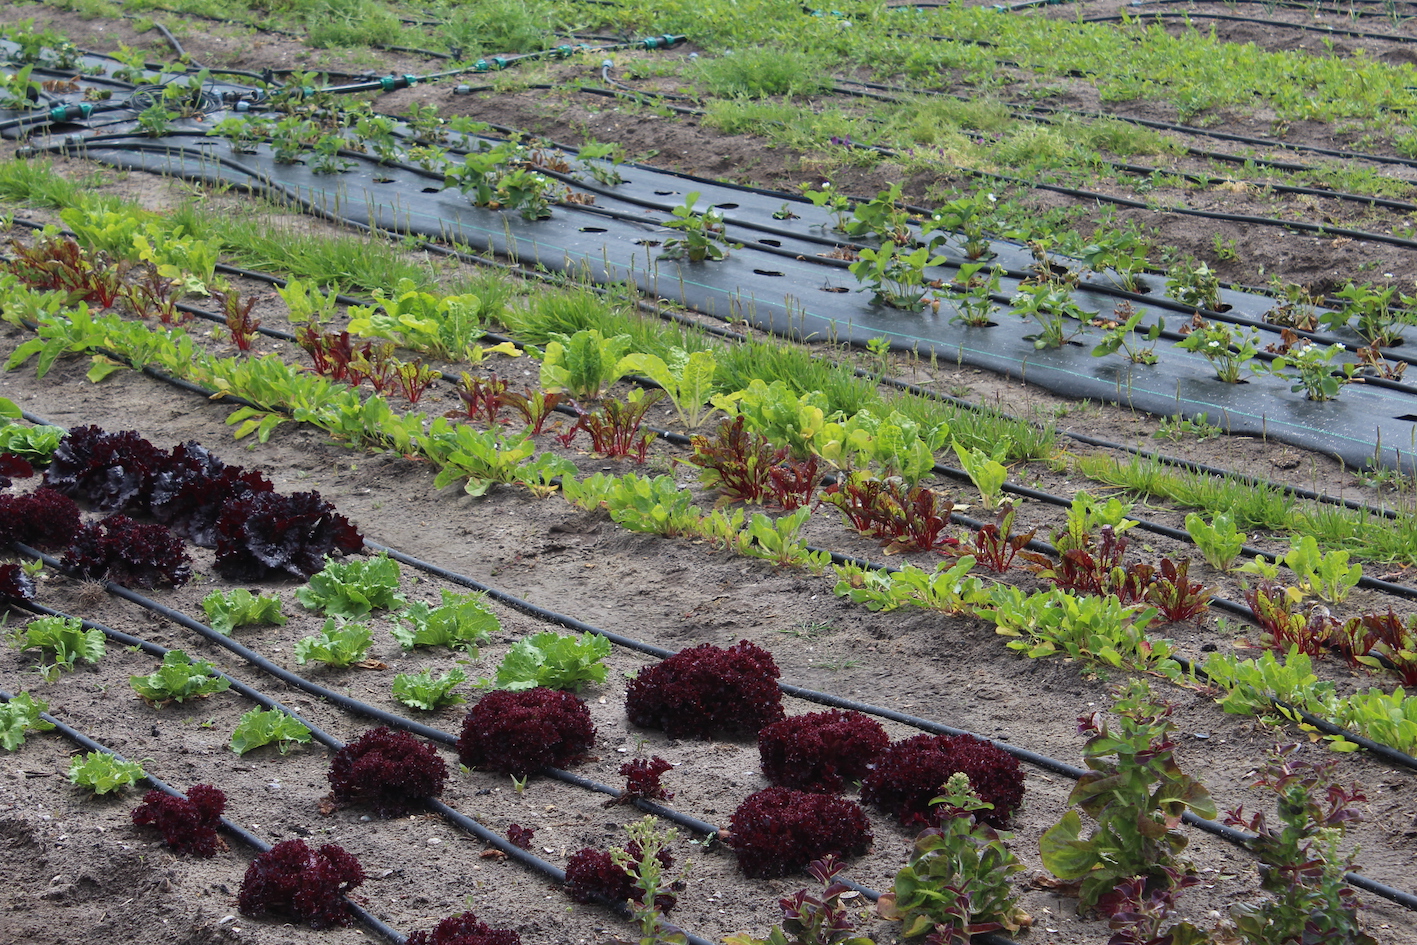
[
  {"left": 1082, "top": 10, "right": 1417, "bottom": 44},
  {"left": 0, "top": 687, "right": 409, "bottom": 944},
  {"left": 140, "top": 17, "right": 187, "bottom": 61}
]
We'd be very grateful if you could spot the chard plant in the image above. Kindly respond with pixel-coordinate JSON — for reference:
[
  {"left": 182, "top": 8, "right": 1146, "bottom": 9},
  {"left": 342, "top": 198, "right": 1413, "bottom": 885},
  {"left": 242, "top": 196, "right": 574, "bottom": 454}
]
[
  {"left": 618, "top": 347, "right": 720, "bottom": 429},
  {"left": 0, "top": 691, "right": 54, "bottom": 750},
  {"left": 849, "top": 241, "right": 950, "bottom": 312},
  {"left": 1039, "top": 680, "right": 1216, "bottom": 913},
  {"left": 345, "top": 278, "right": 503, "bottom": 362},
  {"left": 589, "top": 471, "right": 704, "bottom": 537},
  {"left": 735, "top": 508, "right": 830, "bottom": 571},
  {"left": 230, "top": 707, "right": 313, "bottom": 755},
  {"left": 1183, "top": 511, "right": 1247, "bottom": 571},
  {"left": 1175, "top": 319, "right": 1259, "bottom": 383},
  {"left": 538, "top": 328, "right": 635, "bottom": 401},
  {"left": 1225, "top": 747, "right": 1376, "bottom": 945},
  {"left": 69, "top": 752, "right": 145, "bottom": 795},
  {"left": 562, "top": 389, "right": 663, "bottom": 462},
  {"left": 820, "top": 474, "right": 957, "bottom": 554},
  {"left": 277, "top": 278, "right": 341, "bottom": 325},
  {"left": 952, "top": 439, "right": 1008, "bottom": 508},
  {"left": 833, "top": 557, "right": 985, "bottom": 614},
  {"left": 659, "top": 191, "right": 738, "bottom": 262},
  {"left": 711, "top": 379, "right": 832, "bottom": 460},
  {"left": 877, "top": 773, "right": 1029, "bottom": 944}
]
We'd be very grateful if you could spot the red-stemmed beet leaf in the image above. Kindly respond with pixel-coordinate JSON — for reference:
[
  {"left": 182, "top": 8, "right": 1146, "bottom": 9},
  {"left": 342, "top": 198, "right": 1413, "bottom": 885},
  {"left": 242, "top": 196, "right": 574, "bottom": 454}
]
[
  {"left": 407, "top": 911, "right": 522, "bottom": 945},
  {"left": 820, "top": 474, "right": 958, "bottom": 554},
  {"left": 574, "top": 390, "right": 663, "bottom": 462},
  {"left": 455, "top": 373, "right": 510, "bottom": 425},
  {"left": 394, "top": 359, "right": 440, "bottom": 404},
  {"left": 758, "top": 710, "right": 889, "bottom": 794},
  {"left": 1245, "top": 581, "right": 1337, "bottom": 656},
  {"left": 214, "top": 286, "right": 261, "bottom": 352},
  {"left": 327, "top": 727, "right": 447, "bottom": 817},
  {"left": 726, "top": 787, "right": 872, "bottom": 878},
  {"left": 953, "top": 503, "right": 1042, "bottom": 574},
  {"left": 456, "top": 687, "right": 596, "bottom": 778},
  {"left": 213, "top": 490, "right": 362, "bottom": 580},
  {"left": 238, "top": 839, "right": 365, "bottom": 929},
  {"left": 64, "top": 514, "right": 192, "bottom": 588},
  {"left": 1340, "top": 610, "right": 1417, "bottom": 684},
  {"left": 1146, "top": 557, "right": 1213, "bottom": 623},
  {"left": 131, "top": 784, "right": 227, "bottom": 856},
  {"left": 625, "top": 640, "right": 785, "bottom": 739},
  {"left": 502, "top": 387, "right": 565, "bottom": 435},
  {"left": 861, "top": 733, "right": 1024, "bottom": 829},
  {"left": 688, "top": 415, "right": 784, "bottom": 504}
]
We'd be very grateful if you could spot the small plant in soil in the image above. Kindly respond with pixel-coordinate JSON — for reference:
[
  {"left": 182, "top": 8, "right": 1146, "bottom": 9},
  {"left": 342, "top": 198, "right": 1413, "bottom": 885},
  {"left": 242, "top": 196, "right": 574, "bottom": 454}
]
[
  {"left": 1154, "top": 412, "right": 1222, "bottom": 442},
  {"left": 12, "top": 615, "right": 104, "bottom": 679},
  {"left": 953, "top": 502, "right": 1038, "bottom": 574},
  {"left": 201, "top": 588, "right": 286, "bottom": 636},
  {"left": 0, "top": 691, "right": 54, "bottom": 749},
  {"left": 392, "top": 590, "right": 499, "bottom": 654},
  {"left": 726, "top": 854, "right": 874, "bottom": 945},
  {"left": 294, "top": 619, "right": 374, "bottom": 668},
  {"left": 566, "top": 823, "right": 682, "bottom": 915},
  {"left": 615, "top": 756, "right": 675, "bottom": 804},
  {"left": 1038, "top": 680, "right": 1216, "bottom": 913},
  {"left": 539, "top": 328, "right": 634, "bottom": 401},
  {"left": 862, "top": 733, "right": 1024, "bottom": 829},
  {"left": 1341, "top": 610, "right": 1417, "bottom": 684},
  {"left": 659, "top": 191, "right": 738, "bottom": 262},
  {"left": 1244, "top": 581, "right": 1339, "bottom": 656},
  {"left": 1184, "top": 511, "right": 1247, "bottom": 571},
  {"left": 212, "top": 489, "right": 363, "bottom": 581},
  {"left": 407, "top": 911, "right": 523, "bottom": 945},
  {"left": 394, "top": 666, "right": 470, "bottom": 711},
  {"left": 238, "top": 839, "right": 366, "bottom": 930},
  {"left": 820, "top": 473, "right": 958, "bottom": 555},
  {"left": 1176, "top": 317, "right": 1259, "bottom": 382},
  {"left": 619, "top": 347, "right": 720, "bottom": 429},
  {"left": 877, "top": 773, "right": 1030, "bottom": 945},
  {"left": 690, "top": 415, "right": 821, "bottom": 508},
  {"left": 625, "top": 640, "right": 785, "bottom": 739},
  {"left": 726, "top": 787, "right": 873, "bottom": 878},
  {"left": 562, "top": 389, "right": 662, "bottom": 461},
  {"left": 327, "top": 726, "right": 448, "bottom": 817},
  {"left": 952, "top": 439, "right": 1008, "bottom": 509},
  {"left": 758, "top": 710, "right": 890, "bottom": 794},
  {"left": 488, "top": 631, "right": 611, "bottom": 692},
  {"left": 131, "top": 784, "right": 227, "bottom": 856},
  {"left": 456, "top": 373, "right": 511, "bottom": 425},
  {"left": 69, "top": 752, "right": 145, "bottom": 795},
  {"left": 130, "top": 651, "right": 231, "bottom": 705},
  {"left": 457, "top": 687, "right": 596, "bottom": 778},
  {"left": 502, "top": 386, "right": 566, "bottom": 434},
  {"left": 1224, "top": 745, "right": 1375, "bottom": 945},
  {"left": 230, "top": 707, "right": 313, "bottom": 756},
  {"left": 212, "top": 284, "right": 261, "bottom": 351},
  {"left": 297, "top": 553, "right": 405, "bottom": 618},
  {"left": 610, "top": 817, "right": 690, "bottom": 944},
  {"left": 1146, "top": 558, "right": 1213, "bottom": 623}
]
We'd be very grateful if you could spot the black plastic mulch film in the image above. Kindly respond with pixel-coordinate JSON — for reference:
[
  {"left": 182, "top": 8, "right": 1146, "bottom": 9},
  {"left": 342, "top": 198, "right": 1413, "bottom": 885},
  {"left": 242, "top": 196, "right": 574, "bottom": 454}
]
[{"left": 5, "top": 41, "right": 1417, "bottom": 471}]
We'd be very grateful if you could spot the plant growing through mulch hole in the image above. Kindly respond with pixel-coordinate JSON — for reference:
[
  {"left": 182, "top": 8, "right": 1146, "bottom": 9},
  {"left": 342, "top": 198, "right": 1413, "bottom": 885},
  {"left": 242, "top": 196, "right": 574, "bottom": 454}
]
[
  {"left": 230, "top": 707, "right": 313, "bottom": 756},
  {"left": 456, "top": 373, "right": 510, "bottom": 424},
  {"left": 849, "top": 241, "right": 949, "bottom": 312},
  {"left": 757, "top": 710, "right": 889, "bottom": 794},
  {"left": 213, "top": 489, "right": 363, "bottom": 581},
  {"left": 876, "top": 773, "right": 1029, "bottom": 945},
  {"left": 1165, "top": 257, "right": 1224, "bottom": 312},
  {"left": 614, "top": 756, "right": 675, "bottom": 804},
  {"left": 238, "top": 839, "right": 366, "bottom": 930},
  {"left": 560, "top": 389, "right": 662, "bottom": 461},
  {"left": 1039, "top": 680, "right": 1215, "bottom": 913},
  {"left": 861, "top": 733, "right": 1024, "bottom": 829},
  {"left": 1341, "top": 610, "right": 1417, "bottom": 684},
  {"left": 1224, "top": 746, "right": 1375, "bottom": 945},
  {"left": 407, "top": 911, "right": 522, "bottom": 945},
  {"left": 1324, "top": 281, "right": 1403, "bottom": 347},
  {"left": 1091, "top": 304, "right": 1164, "bottom": 365},
  {"left": 1146, "top": 558, "right": 1213, "bottom": 623},
  {"left": 944, "top": 261, "right": 1002, "bottom": 327},
  {"left": 131, "top": 784, "right": 227, "bottom": 856},
  {"left": 64, "top": 514, "right": 192, "bottom": 588},
  {"left": 0, "top": 487, "right": 80, "bottom": 550},
  {"left": 952, "top": 502, "right": 1038, "bottom": 574},
  {"left": 12, "top": 615, "right": 104, "bottom": 679},
  {"left": 659, "top": 191, "right": 738, "bottom": 263},
  {"left": 1257, "top": 331, "right": 1355, "bottom": 402},
  {"left": 726, "top": 786, "right": 873, "bottom": 878},
  {"left": 820, "top": 473, "right": 958, "bottom": 555},
  {"left": 1009, "top": 280, "right": 1088, "bottom": 349},
  {"left": 1176, "top": 317, "right": 1259, "bottom": 383},
  {"left": 457, "top": 687, "right": 596, "bottom": 778},
  {"left": 625, "top": 640, "right": 785, "bottom": 739},
  {"left": 69, "top": 752, "right": 145, "bottom": 795},
  {"left": 328, "top": 727, "right": 447, "bottom": 817},
  {"left": 726, "top": 854, "right": 874, "bottom": 945}
]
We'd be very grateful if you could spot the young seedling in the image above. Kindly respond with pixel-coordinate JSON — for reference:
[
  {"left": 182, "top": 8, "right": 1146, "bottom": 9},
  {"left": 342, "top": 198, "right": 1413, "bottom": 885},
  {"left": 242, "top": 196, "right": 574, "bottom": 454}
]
[{"left": 659, "top": 192, "right": 738, "bottom": 262}]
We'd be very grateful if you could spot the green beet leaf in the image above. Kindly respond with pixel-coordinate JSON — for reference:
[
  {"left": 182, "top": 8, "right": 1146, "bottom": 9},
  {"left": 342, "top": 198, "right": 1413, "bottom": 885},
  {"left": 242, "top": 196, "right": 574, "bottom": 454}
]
[
  {"left": 390, "top": 590, "right": 498, "bottom": 654},
  {"left": 491, "top": 631, "right": 611, "bottom": 692},
  {"left": 68, "top": 752, "right": 145, "bottom": 794},
  {"left": 230, "top": 707, "right": 312, "bottom": 755},
  {"left": 202, "top": 589, "right": 286, "bottom": 635},
  {"left": 130, "top": 651, "right": 231, "bottom": 704},
  {"left": 296, "top": 553, "right": 405, "bottom": 618},
  {"left": 392, "top": 666, "right": 468, "bottom": 711},
  {"left": 0, "top": 692, "right": 55, "bottom": 750}
]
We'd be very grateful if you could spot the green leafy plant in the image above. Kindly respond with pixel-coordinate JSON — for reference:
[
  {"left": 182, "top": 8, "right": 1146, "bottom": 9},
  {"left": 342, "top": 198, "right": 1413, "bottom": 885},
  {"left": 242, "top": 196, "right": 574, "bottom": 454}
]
[
  {"left": 735, "top": 508, "right": 831, "bottom": 570},
  {"left": 1154, "top": 413, "right": 1221, "bottom": 442},
  {"left": 712, "top": 380, "right": 832, "bottom": 460},
  {"left": 725, "top": 854, "right": 873, "bottom": 945},
  {"left": 926, "top": 190, "right": 997, "bottom": 260},
  {"left": 130, "top": 651, "right": 232, "bottom": 704},
  {"left": 944, "top": 262, "right": 1002, "bottom": 327},
  {"left": 1009, "top": 281, "right": 1089, "bottom": 349},
  {"left": 296, "top": 554, "right": 406, "bottom": 618},
  {"left": 582, "top": 472, "right": 704, "bottom": 537},
  {"left": 1038, "top": 680, "right": 1216, "bottom": 912},
  {"left": 1176, "top": 320, "right": 1259, "bottom": 383},
  {"left": 833, "top": 557, "right": 985, "bottom": 614},
  {"left": 849, "top": 241, "right": 949, "bottom": 312},
  {"left": 202, "top": 589, "right": 286, "bottom": 636},
  {"left": 817, "top": 408, "right": 949, "bottom": 486},
  {"left": 390, "top": 590, "right": 499, "bottom": 653},
  {"left": 1080, "top": 230, "right": 1152, "bottom": 293},
  {"left": 877, "top": 773, "right": 1028, "bottom": 943},
  {"left": 538, "top": 328, "right": 635, "bottom": 401},
  {"left": 276, "top": 279, "right": 341, "bottom": 325},
  {"left": 1184, "top": 512, "right": 1247, "bottom": 571},
  {"left": 1324, "top": 282, "right": 1404, "bottom": 347},
  {"left": 1257, "top": 341, "right": 1355, "bottom": 401},
  {"left": 799, "top": 182, "right": 853, "bottom": 232},
  {"left": 951, "top": 440, "right": 1008, "bottom": 509},
  {"left": 490, "top": 631, "right": 612, "bottom": 692},
  {"left": 420, "top": 419, "right": 576, "bottom": 497},
  {"left": 230, "top": 707, "right": 313, "bottom": 755},
  {"left": 294, "top": 619, "right": 374, "bottom": 668},
  {"left": 659, "top": 191, "right": 738, "bottom": 262},
  {"left": 68, "top": 751, "right": 145, "bottom": 794},
  {"left": 618, "top": 348, "right": 719, "bottom": 429},
  {"left": 0, "top": 692, "right": 55, "bottom": 749},
  {"left": 1165, "top": 257, "right": 1223, "bottom": 311},
  {"left": 392, "top": 666, "right": 469, "bottom": 711},
  {"left": 609, "top": 817, "right": 690, "bottom": 945},
  {"left": 983, "top": 587, "right": 1180, "bottom": 678},
  {"left": 13, "top": 615, "right": 105, "bottom": 678},
  {"left": 1283, "top": 535, "right": 1361, "bottom": 603},
  {"left": 841, "top": 183, "right": 913, "bottom": 243},
  {"left": 1091, "top": 305, "right": 1164, "bottom": 365},
  {"left": 345, "top": 278, "right": 502, "bottom": 361}
]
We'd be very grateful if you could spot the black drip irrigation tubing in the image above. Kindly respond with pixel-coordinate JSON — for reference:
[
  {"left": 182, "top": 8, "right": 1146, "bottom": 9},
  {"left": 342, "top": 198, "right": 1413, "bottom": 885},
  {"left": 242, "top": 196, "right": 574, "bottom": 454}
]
[{"left": 0, "top": 686, "right": 409, "bottom": 944}]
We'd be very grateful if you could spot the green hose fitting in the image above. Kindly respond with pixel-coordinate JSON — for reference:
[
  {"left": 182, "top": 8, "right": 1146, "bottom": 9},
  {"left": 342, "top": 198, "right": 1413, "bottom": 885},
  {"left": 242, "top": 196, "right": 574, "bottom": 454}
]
[
  {"left": 639, "top": 34, "right": 685, "bottom": 49},
  {"left": 471, "top": 57, "right": 509, "bottom": 72},
  {"left": 48, "top": 103, "right": 92, "bottom": 122},
  {"left": 378, "top": 73, "right": 418, "bottom": 92}
]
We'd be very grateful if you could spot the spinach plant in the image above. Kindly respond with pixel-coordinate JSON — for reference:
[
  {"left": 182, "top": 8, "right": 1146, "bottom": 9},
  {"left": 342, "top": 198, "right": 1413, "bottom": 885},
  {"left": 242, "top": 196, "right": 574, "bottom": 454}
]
[{"left": 1039, "top": 680, "right": 1216, "bottom": 912}]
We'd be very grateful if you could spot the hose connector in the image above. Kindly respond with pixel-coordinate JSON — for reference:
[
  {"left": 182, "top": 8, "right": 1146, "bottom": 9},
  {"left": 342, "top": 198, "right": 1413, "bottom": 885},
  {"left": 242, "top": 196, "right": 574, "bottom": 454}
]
[
  {"left": 378, "top": 73, "right": 418, "bottom": 92},
  {"left": 640, "top": 34, "right": 685, "bottom": 49},
  {"left": 48, "top": 103, "right": 93, "bottom": 123}
]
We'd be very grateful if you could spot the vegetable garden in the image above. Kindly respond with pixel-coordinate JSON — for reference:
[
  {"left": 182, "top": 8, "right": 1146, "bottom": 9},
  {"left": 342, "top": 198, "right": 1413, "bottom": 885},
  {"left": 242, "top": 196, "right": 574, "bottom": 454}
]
[{"left": 3, "top": 1, "right": 1417, "bottom": 944}]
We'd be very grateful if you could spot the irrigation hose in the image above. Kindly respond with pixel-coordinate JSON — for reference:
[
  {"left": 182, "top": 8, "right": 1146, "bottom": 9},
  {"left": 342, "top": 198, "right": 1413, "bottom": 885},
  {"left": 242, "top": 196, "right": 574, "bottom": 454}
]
[{"left": 0, "top": 687, "right": 408, "bottom": 945}]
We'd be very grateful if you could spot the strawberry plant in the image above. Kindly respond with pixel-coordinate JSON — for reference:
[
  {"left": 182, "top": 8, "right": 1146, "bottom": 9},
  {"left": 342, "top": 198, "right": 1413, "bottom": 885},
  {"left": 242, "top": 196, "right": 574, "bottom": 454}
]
[
  {"left": 294, "top": 619, "right": 374, "bottom": 667},
  {"left": 489, "top": 631, "right": 612, "bottom": 692},
  {"left": 849, "top": 241, "right": 949, "bottom": 311},
  {"left": 1091, "top": 305, "right": 1164, "bottom": 365},
  {"left": 392, "top": 667, "right": 469, "bottom": 711},
  {"left": 659, "top": 191, "right": 738, "bottom": 262},
  {"left": 876, "top": 773, "right": 1029, "bottom": 945},
  {"left": 130, "top": 651, "right": 231, "bottom": 705},
  {"left": 1039, "top": 681, "right": 1216, "bottom": 913},
  {"left": 0, "top": 691, "right": 54, "bottom": 749},
  {"left": 1176, "top": 319, "right": 1259, "bottom": 383},
  {"left": 229, "top": 707, "right": 313, "bottom": 755},
  {"left": 68, "top": 752, "right": 145, "bottom": 795},
  {"left": 201, "top": 588, "right": 286, "bottom": 635}
]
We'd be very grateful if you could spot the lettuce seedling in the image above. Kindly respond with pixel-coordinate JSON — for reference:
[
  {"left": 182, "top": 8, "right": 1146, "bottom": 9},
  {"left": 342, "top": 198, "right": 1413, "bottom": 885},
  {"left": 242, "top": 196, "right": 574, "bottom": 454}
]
[
  {"left": 491, "top": 631, "right": 611, "bottom": 692},
  {"left": 393, "top": 666, "right": 469, "bottom": 711},
  {"left": 0, "top": 692, "right": 55, "bottom": 749},
  {"left": 13, "top": 615, "right": 105, "bottom": 676},
  {"left": 294, "top": 619, "right": 374, "bottom": 668},
  {"left": 230, "top": 707, "right": 313, "bottom": 755},
  {"left": 69, "top": 751, "right": 145, "bottom": 794},
  {"left": 130, "top": 651, "right": 231, "bottom": 705},
  {"left": 296, "top": 553, "right": 405, "bottom": 618},
  {"left": 390, "top": 590, "right": 499, "bottom": 654},
  {"left": 202, "top": 588, "right": 287, "bottom": 636}
]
